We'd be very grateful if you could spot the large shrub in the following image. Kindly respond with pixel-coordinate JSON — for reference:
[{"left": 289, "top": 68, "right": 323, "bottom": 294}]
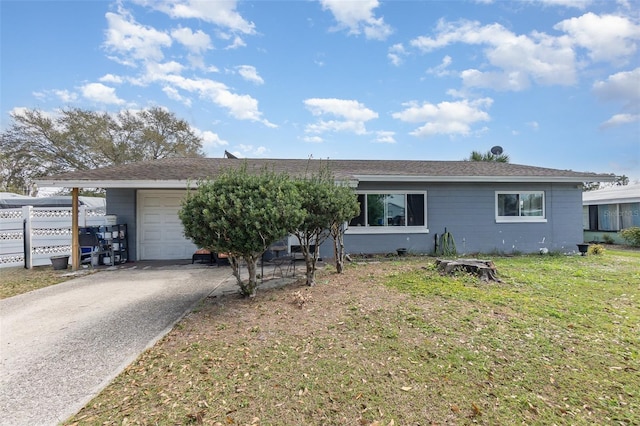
[
  {"left": 179, "top": 165, "right": 305, "bottom": 297},
  {"left": 619, "top": 227, "right": 640, "bottom": 247}
]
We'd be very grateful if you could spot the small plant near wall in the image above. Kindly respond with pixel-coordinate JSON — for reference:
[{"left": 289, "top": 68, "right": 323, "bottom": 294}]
[
  {"left": 601, "top": 234, "right": 615, "bottom": 245},
  {"left": 588, "top": 244, "right": 605, "bottom": 255},
  {"left": 619, "top": 227, "right": 640, "bottom": 247}
]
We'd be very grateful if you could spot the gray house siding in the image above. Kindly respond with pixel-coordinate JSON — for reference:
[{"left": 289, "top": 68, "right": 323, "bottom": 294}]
[
  {"left": 106, "top": 189, "right": 137, "bottom": 259},
  {"left": 341, "top": 182, "right": 583, "bottom": 255},
  {"left": 107, "top": 182, "right": 584, "bottom": 261}
]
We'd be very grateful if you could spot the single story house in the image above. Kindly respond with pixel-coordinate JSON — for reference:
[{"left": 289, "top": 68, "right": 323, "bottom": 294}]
[
  {"left": 583, "top": 183, "right": 640, "bottom": 244},
  {"left": 36, "top": 157, "right": 614, "bottom": 260}
]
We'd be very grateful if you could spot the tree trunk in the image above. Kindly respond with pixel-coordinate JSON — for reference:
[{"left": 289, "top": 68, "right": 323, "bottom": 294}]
[
  {"left": 435, "top": 258, "right": 502, "bottom": 282},
  {"left": 245, "top": 257, "right": 258, "bottom": 297},
  {"left": 335, "top": 230, "right": 345, "bottom": 274},
  {"left": 233, "top": 255, "right": 259, "bottom": 297}
]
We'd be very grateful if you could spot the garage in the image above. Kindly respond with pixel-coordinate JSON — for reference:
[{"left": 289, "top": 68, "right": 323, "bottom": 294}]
[{"left": 137, "top": 190, "right": 197, "bottom": 260}]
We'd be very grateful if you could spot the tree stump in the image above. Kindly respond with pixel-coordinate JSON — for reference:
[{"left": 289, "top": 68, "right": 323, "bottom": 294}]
[{"left": 435, "top": 258, "right": 502, "bottom": 282}]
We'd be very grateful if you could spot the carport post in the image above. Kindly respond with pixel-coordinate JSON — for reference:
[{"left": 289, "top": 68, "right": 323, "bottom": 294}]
[{"left": 71, "top": 188, "right": 80, "bottom": 271}]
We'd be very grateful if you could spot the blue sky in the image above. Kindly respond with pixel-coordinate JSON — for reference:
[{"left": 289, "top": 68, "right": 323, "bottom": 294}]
[{"left": 1, "top": 0, "right": 639, "bottom": 181}]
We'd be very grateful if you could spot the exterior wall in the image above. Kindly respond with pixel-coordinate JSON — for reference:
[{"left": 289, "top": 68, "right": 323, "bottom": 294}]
[
  {"left": 342, "top": 181, "right": 584, "bottom": 255},
  {"left": 108, "top": 182, "right": 585, "bottom": 261},
  {"left": 106, "top": 189, "right": 137, "bottom": 259}
]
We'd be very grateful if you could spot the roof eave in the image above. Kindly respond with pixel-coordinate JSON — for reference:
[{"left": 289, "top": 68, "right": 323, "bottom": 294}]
[
  {"left": 583, "top": 197, "right": 640, "bottom": 205},
  {"left": 35, "top": 179, "right": 192, "bottom": 189},
  {"left": 353, "top": 175, "right": 612, "bottom": 183}
]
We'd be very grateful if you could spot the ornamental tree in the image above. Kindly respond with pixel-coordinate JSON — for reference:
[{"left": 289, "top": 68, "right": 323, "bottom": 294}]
[
  {"left": 179, "top": 165, "right": 305, "bottom": 297},
  {"left": 328, "top": 184, "right": 360, "bottom": 273},
  {"left": 294, "top": 167, "right": 359, "bottom": 285}
]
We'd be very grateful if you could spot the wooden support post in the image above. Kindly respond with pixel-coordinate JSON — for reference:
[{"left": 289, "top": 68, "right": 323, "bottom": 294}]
[{"left": 71, "top": 188, "right": 80, "bottom": 271}]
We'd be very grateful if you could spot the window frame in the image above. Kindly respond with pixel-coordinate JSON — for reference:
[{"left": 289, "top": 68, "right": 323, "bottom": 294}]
[
  {"left": 495, "top": 190, "right": 547, "bottom": 223},
  {"left": 346, "top": 190, "right": 429, "bottom": 234}
]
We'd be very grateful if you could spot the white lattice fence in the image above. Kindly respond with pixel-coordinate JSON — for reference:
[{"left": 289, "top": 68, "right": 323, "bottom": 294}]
[
  {"left": 0, "top": 209, "right": 25, "bottom": 267},
  {"left": 0, "top": 206, "right": 109, "bottom": 268}
]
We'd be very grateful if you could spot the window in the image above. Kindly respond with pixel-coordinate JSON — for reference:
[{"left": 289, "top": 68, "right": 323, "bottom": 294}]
[
  {"left": 348, "top": 192, "right": 427, "bottom": 233},
  {"left": 496, "top": 191, "right": 546, "bottom": 222}
]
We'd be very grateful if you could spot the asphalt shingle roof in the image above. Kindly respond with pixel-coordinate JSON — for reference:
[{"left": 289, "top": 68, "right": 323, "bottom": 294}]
[{"left": 37, "top": 157, "right": 614, "bottom": 187}]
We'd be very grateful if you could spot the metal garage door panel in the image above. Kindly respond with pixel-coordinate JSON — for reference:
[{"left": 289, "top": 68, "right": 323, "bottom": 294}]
[{"left": 138, "top": 191, "right": 197, "bottom": 260}]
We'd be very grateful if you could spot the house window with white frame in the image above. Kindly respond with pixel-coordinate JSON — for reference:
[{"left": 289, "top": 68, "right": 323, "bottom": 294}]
[
  {"left": 348, "top": 192, "right": 427, "bottom": 232},
  {"left": 496, "top": 191, "right": 546, "bottom": 222}
]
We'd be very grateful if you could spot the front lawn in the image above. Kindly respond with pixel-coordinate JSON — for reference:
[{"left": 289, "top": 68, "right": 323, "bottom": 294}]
[
  {"left": 0, "top": 265, "right": 79, "bottom": 299},
  {"left": 64, "top": 250, "right": 638, "bottom": 424}
]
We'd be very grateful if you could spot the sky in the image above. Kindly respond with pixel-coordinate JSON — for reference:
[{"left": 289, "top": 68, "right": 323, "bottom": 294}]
[{"left": 1, "top": 0, "right": 639, "bottom": 181}]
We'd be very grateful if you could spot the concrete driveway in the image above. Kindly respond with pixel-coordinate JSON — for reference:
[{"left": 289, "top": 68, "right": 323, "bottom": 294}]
[{"left": 0, "top": 263, "right": 235, "bottom": 426}]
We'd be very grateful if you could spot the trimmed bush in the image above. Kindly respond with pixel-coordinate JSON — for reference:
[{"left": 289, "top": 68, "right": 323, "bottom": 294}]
[{"left": 619, "top": 227, "right": 640, "bottom": 247}]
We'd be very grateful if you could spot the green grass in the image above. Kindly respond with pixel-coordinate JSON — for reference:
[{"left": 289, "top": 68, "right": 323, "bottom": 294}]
[
  {"left": 61, "top": 250, "right": 639, "bottom": 425},
  {"left": 0, "top": 265, "right": 79, "bottom": 299},
  {"left": 384, "top": 251, "right": 639, "bottom": 424}
]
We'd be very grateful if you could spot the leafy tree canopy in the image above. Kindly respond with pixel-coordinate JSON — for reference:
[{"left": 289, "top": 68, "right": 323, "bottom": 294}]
[
  {"left": 179, "top": 165, "right": 305, "bottom": 297},
  {"left": 0, "top": 107, "right": 204, "bottom": 194},
  {"left": 293, "top": 167, "right": 359, "bottom": 285},
  {"left": 466, "top": 149, "right": 510, "bottom": 163}
]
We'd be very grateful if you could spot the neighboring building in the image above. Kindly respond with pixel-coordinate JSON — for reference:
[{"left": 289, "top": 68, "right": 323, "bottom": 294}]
[
  {"left": 583, "top": 183, "right": 640, "bottom": 244},
  {"left": 36, "top": 157, "right": 614, "bottom": 260}
]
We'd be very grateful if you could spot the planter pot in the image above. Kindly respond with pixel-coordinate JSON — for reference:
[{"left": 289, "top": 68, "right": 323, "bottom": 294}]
[
  {"left": 50, "top": 255, "right": 69, "bottom": 270},
  {"left": 397, "top": 248, "right": 408, "bottom": 256},
  {"left": 577, "top": 243, "right": 590, "bottom": 256}
]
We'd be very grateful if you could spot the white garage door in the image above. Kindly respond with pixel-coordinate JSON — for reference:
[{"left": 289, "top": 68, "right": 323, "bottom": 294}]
[{"left": 137, "top": 190, "right": 197, "bottom": 260}]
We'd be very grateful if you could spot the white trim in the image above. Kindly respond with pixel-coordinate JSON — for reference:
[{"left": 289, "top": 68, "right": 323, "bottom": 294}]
[
  {"left": 37, "top": 180, "right": 191, "bottom": 189},
  {"left": 495, "top": 190, "right": 546, "bottom": 223},
  {"left": 353, "top": 175, "right": 613, "bottom": 183},
  {"left": 496, "top": 218, "right": 548, "bottom": 224},
  {"left": 345, "top": 226, "right": 429, "bottom": 235},
  {"left": 36, "top": 173, "right": 615, "bottom": 188},
  {"left": 583, "top": 198, "right": 640, "bottom": 206}
]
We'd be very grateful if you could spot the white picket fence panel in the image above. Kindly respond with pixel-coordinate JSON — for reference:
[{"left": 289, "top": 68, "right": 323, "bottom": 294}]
[{"left": 0, "top": 206, "right": 111, "bottom": 269}]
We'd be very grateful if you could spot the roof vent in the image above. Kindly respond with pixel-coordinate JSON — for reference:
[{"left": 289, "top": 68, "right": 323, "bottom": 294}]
[{"left": 490, "top": 145, "right": 503, "bottom": 155}]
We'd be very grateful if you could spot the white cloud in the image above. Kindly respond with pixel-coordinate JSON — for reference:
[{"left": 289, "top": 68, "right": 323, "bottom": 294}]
[
  {"left": 593, "top": 68, "right": 640, "bottom": 103},
  {"left": 319, "top": 0, "right": 392, "bottom": 40},
  {"left": 410, "top": 19, "right": 577, "bottom": 91},
  {"left": 171, "top": 27, "right": 212, "bottom": 54},
  {"left": 374, "top": 131, "right": 396, "bottom": 143},
  {"left": 303, "top": 135, "right": 324, "bottom": 143},
  {"left": 99, "top": 74, "right": 124, "bottom": 84},
  {"left": 555, "top": 13, "right": 640, "bottom": 64},
  {"left": 236, "top": 65, "right": 264, "bottom": 85},
  {"left": 426, "top": 55, "right": 453, "bottom": 76},
  {"left": 237, "top": 144, "right": 267, "bottom": 156},
  {"left": 600, "top": 113, "right": 640, "bottom": 128},
  {"left": 304, "top": 98, "right": 378, "bottom": 121},
  {"left": 532, "top": 0, "right": 592, "bottom": 8},
  {"left": 143, "top": 61, "right": 185, "bottom": 82},
  {"left": 54, "top": 90, "right": 79, "bottom": 103},
  {"left": 162, "top": 86, "right": 191, "bottom": 107},
  {"left": 194, "top": 128, "right": 229, "bottom": 149},
  {"left": 388, "top": 43, "right": 407, "bottom": 66},
  {"left": 392, "top": 98, "right": 493, "bottom": 137},
  {"left": 225, "top": 35, "right": 247, "bottom": 49},
  {"left": 80, "top": 83, "right": 125, "bottom": 105},
  {"left": 104, "top": 8, "right": 172, "bottom": 65},
  {"left": 304, "top": 98, "right": 378, "bottom": 136},
  {"left": 158, "top": 74, "right": 275, "bottom": 127},
  {"left": 593, "top": 68, "right": 640, "bottom": 128},
  {"left": 134, "top": 0, "right": 255, "bottom": 34}
]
